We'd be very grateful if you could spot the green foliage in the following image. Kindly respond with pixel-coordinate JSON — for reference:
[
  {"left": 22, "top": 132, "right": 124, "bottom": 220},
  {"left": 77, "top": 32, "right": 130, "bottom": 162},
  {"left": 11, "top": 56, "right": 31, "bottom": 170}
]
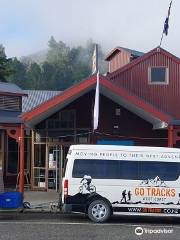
[
  {"left": 7, "top": 57, "right": 28, "bottom": 88},
  {"left": 4, "top": 38, "right": 107, "bottom": 90},
  {"left": 0, "top": 44, "right": 13, "bottom": 82},
  {"left": 26, "top": 63, "right": 43, "bottom": 89},
  {"left": 47, "top": 36, "right": 70, "bottom": 65}
]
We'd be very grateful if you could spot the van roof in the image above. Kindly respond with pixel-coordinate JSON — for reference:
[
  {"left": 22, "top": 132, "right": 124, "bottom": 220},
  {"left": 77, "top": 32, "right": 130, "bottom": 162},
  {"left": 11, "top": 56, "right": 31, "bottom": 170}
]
[{"left": 69, "top": 144, "right": 180, "bottom": 153}]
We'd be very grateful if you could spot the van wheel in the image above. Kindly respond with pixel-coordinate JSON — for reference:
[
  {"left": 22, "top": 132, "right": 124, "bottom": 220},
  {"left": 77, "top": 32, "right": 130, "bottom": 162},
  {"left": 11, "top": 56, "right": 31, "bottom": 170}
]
[{"left": 88, "top": 199, "right": 111, "bottom": 223}]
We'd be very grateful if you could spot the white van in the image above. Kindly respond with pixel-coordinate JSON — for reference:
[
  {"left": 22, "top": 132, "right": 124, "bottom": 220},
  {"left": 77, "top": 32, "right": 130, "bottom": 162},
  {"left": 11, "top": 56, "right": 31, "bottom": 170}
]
[{"left": 62, "top": 144, "right": 180, "bottom": 222}]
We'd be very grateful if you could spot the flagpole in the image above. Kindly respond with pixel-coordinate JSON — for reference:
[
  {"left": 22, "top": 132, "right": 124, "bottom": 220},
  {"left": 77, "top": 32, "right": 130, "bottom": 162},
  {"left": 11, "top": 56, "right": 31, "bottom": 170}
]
[
  {"left": 159, "top": 0, "right": 173, "bottom": 47},
  {"left": 93, "top": 71, "right": 99, "bottom": 133},
  {"left": 159, "top": 31, "right": 164, "bottom": 48},
  {"left": 91, "top": 44, "right": 99, "bottom": 143}
]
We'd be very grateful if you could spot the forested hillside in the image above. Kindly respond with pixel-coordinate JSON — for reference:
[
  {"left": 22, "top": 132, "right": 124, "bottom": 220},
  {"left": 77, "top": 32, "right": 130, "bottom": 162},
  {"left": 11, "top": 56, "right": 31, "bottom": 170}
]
[{"left": 0, "top": 37, "right": 107, "bottom": 90}]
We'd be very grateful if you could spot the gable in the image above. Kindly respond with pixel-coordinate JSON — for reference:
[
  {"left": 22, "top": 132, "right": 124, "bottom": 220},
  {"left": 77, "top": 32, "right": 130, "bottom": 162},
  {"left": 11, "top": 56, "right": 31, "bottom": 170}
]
[
  {"left": 22, "top": 75, "right": 98, "bottom": 126},
  {"left": 22, "top": 74, "right": 172, "bottom": 128},
  {"left": 105, "top": 47, "right": 144, "bottom": 73},
  {"left": 107, "top": 47, "right": 180, "bottom": 119}
]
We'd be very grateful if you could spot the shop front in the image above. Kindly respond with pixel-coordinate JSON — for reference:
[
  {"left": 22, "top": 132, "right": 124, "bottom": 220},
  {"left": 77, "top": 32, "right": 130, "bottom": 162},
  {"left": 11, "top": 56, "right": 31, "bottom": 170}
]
[
  {"left": 32, "top": 141, "right": 68, "bottom": 192},
  {"left": 29, "top": 106, "right": 92, "bottom": 191}
]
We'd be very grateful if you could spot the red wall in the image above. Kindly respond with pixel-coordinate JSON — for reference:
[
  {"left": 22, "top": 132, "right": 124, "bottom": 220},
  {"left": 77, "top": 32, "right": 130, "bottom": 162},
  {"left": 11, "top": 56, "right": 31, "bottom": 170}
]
[
  {"left": 107, "top": 49, "right": 180, "bottom": 119},
  {"left": 108, "top": 50, "right": 131, "bottom": 73}
]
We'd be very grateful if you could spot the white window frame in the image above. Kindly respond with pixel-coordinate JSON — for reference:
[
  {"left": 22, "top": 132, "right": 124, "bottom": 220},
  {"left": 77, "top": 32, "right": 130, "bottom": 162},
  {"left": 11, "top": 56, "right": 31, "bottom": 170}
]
[{"left": 148, "top": 66, "right": 169, "bottom": 85}]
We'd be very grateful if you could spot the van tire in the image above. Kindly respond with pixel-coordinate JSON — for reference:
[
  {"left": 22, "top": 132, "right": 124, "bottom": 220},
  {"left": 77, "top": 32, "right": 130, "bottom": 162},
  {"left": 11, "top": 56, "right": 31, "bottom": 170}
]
[{"left": 88, "top": 199, "right": 111, "bottom": 223}]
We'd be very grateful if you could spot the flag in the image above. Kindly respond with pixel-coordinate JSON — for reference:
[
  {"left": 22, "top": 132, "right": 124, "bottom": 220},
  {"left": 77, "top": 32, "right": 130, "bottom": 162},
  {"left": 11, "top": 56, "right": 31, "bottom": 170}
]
[
  {"left": 92, "top": 44, "right": 98, "bottom": 74},
  {"left": 163, "top": 0, "right": 172, "bottom": 36},
  {"left": 93, "top": 71, "right": 99, "bottom": 131}
]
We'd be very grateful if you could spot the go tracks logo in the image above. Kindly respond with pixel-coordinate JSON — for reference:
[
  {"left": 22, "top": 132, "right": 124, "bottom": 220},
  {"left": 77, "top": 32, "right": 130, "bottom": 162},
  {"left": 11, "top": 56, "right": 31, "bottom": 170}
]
[{"left": 135, "top": 226, "right": 173, "bottom": 236}]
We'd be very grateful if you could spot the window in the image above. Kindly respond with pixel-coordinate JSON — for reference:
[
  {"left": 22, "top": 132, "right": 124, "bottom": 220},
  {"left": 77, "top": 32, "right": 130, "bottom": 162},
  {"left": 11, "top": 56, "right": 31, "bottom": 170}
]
[
  {"left": 46, "top": 110, "right": 75, "bottom": 129},
  {"left": 140, "top": 161, "right": 179, "bottom": 181},
  {"left": 7, "top": 137, "right": 19, "bottom": 174},
  {"left": 72, "top": 159, "right": 139, "bottom": 179},
  {"left": 72, "top": 159, "right": 120, "bottom": 179},
  {"left": 115, "top": 108, "right": 121, "bottom": 116},
  {"left": 0, "top": 95, "right": 21, "bottom": 111},
  {"left": 0, "top": 131, "right": 3, "bottom": 168},
  {"left": 72, "top": 159, "right": 180, "bottom": 181},
  {"left": 148, "top": 67, "right": 169, "bottom": 84}
]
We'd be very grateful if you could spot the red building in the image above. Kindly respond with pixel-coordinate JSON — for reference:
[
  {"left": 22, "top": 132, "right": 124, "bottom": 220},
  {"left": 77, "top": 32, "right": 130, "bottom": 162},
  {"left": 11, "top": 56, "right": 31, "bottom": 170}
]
[
  {"left": 1, "top": 46, "right": 180, "bottom": 192},
  {"left": 0, "top": 82, "right": 26, "bottom": 192},
  {"left": 105, "top": 46, "right": 180, "bottom": 147}
]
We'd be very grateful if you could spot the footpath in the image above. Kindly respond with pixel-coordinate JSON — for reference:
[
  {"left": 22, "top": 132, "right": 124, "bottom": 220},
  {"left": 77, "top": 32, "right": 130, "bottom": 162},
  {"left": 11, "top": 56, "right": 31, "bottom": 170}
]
[{"left": 23, "top": 191, "right": 61, "bottom": 212}]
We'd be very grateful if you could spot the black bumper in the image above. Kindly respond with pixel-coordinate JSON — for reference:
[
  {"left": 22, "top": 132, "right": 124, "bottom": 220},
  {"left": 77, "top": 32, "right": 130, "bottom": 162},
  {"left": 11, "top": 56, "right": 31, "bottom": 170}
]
[
  {"left": 62, "top": 203, "right": 72, "bottom": 213},
  {"left": 62, "top": 203, "right": 86, "bottom": 213}
]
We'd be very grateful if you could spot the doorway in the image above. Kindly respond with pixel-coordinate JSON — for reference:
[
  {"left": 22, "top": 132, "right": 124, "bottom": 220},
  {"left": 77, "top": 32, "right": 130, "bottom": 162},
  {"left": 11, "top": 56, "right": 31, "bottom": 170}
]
[
  {"left": 47, "top": 145, "right": 62, "bottom": 192},
  {"left": 32, "top": 143, "right": 68, "bottom": 192}
]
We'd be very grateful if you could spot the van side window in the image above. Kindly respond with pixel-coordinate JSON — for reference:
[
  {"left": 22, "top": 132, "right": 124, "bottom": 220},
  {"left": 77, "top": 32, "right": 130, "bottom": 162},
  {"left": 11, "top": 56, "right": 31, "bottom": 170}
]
[
  {"left": 120, "top": 161, "right": 139, "bottom": 179},
  {"left": 72, "top": 159, "right": 180, "bottom": 181},
  {"left": 140, "top": 161, "right": 180, "bottom": 181},
  {"left": 72, "top": 159, "right": 139, "bottom": 180},
  {"left": 72, "top": 159, "right": 118, "bottom": 179}
]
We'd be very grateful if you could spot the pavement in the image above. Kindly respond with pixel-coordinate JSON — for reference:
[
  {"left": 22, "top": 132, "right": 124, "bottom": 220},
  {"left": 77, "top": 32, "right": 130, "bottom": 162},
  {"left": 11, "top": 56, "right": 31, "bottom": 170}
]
[
  {"left": 23, "top": 191, "right": 61, "bottom": 212},
  {"left": 0, "top": 190, "right": 61, "bottom": 212}
]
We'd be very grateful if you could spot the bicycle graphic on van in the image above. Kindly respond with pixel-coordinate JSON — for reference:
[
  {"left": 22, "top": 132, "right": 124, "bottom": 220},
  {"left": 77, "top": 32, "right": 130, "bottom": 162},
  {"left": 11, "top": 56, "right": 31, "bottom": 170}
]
[{"left": 79, "top": 175, "right": 96, "bottom": 194}]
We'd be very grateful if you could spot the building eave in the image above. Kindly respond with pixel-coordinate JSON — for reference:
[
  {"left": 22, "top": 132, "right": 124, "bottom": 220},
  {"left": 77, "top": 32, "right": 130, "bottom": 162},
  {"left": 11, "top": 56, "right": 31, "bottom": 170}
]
[{"left": 22, "top": 75, "right": 172, "bottom": 128}]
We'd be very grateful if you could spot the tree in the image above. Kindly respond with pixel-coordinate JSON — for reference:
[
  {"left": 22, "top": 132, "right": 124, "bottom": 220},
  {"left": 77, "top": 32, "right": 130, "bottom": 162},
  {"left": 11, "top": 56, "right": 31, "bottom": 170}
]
[
  {"left": 26, "top": 63, "right": 42, "bottom": 89},
  {"left": 41, "top": 61, "right": 56, "bottom": 90},
  {"left": 2, "top": 38, "right": 107, "bottom": 90},
  {"left": 7, "top": 58, "right": 28, "bottom": 88},
  {"left": 67, "top": 46, "right": 91, "bottom": 84},
  {"left": 47, "top": 36, "right": 70, "bottom": 65},
  {"left": 45, "top": 37, "right": 94, "bottom": 89},
  {"left": 46, "top": 37, "right": 74, "bottom": 90},
  {"left": 0, "top": 44, "right": 13, "bottom": 82}
]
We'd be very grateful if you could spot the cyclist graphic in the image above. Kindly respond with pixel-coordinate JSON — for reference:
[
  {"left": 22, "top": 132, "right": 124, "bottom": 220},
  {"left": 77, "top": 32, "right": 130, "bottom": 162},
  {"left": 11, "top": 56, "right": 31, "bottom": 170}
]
[{"left": 79, "top": 175, "right": 96, "bottom": 194}]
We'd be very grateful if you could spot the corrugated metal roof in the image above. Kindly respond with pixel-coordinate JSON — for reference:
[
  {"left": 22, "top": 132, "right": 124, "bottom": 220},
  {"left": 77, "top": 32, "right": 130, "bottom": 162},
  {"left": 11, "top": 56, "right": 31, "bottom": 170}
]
[
  {"left": 0, "top": 82, "right": 25, "bottom": 95},
  {"left": 22, "top": 90, "right": 61, "bottom": 112},
  {"left": 0, "top": 110, "right": 22, "bottom": 123}
]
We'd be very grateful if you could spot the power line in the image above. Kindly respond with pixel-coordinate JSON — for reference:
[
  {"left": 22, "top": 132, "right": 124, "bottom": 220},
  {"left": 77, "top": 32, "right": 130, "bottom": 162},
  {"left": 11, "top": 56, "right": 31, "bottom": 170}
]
[{"left": 20, "top": 130, "right": 168, "bottom": 141}]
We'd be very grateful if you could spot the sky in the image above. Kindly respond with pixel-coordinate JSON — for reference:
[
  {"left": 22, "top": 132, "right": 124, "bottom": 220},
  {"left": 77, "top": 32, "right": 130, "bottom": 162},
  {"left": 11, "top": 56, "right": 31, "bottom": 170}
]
[{"left": 0, "top": 0, "right": 179, "bottom": 58}]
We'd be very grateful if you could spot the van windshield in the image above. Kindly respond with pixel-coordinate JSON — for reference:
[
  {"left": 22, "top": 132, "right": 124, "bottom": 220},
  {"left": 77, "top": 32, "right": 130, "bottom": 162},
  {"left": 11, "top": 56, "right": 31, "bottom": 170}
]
[{"left": 72, "top": 159, "right": 180, "bottom": 181}]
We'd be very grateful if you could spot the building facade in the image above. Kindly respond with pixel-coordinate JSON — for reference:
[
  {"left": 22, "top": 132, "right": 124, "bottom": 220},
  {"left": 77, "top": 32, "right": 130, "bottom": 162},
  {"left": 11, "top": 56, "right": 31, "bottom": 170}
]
[
  {"left": 0, "top": 82, "right": 26, "bottom": 191},
  {"left": 1, "top": 46, "right": 180, "bottom": 192}
]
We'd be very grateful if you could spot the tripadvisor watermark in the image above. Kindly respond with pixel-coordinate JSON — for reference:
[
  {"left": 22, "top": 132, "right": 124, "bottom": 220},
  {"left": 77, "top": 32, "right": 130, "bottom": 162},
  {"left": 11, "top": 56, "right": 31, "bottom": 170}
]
[{"left": 135, "top": 226, "right": 173, "bottom": 236}]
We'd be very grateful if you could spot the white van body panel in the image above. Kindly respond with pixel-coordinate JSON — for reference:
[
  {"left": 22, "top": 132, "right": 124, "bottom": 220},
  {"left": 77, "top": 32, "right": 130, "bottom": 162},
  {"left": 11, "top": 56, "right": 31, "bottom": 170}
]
[{"left": 63, "top": 145, "right": 180, "bottom": 217}]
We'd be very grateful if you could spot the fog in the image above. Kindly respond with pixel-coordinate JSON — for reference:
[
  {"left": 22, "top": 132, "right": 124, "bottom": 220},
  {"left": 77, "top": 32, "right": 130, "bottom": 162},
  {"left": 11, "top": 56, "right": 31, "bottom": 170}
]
[{"left": 0, "top": 0, "right": 179, "bottom": 58}]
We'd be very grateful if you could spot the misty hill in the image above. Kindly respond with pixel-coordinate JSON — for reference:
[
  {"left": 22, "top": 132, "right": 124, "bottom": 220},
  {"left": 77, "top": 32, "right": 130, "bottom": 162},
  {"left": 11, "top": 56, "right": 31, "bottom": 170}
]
[
  {"left": 20, "top": 50, "right": 47, "bottom": 64},
  {"left": 6, "top": 37, "right": 108, "bottom": 90},
  {"left": 19, "top": 38, "right": 107, "bottom": 73}
]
